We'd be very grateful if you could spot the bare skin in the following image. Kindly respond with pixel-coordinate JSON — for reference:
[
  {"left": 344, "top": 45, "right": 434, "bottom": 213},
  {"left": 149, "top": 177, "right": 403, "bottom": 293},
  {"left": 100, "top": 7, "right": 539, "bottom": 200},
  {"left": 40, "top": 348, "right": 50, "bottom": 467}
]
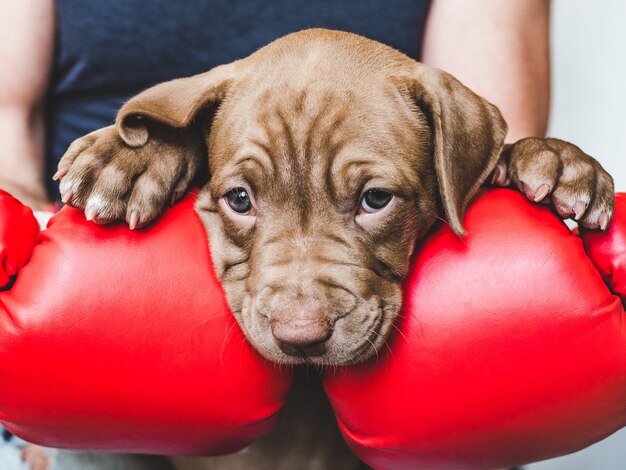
[
  {"left": 422, "top": 0, "right": 551, "bottom": 142},
  {"left": 0, "top": 0, "right": 53, "bottom": 209},
  {"left": 21, "top": 445, "right": 50, "bottom": 470}
]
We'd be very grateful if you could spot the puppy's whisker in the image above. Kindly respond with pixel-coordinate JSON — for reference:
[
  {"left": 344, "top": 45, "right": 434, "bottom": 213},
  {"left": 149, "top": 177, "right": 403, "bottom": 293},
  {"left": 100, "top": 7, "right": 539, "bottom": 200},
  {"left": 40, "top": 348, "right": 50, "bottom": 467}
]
[
  {"left": 219, "top": 320, "right": 239, "bottom": 365},
  {"left": 191, "top": 314, "right": 219, "bottom": 332},
  {"left": 389, "top": 322, "right": 409, "bottom": 344},
  {"left": 384, "top": 342, "right": 395, "bottom": 361},
  {"left": 394, "top": 311, "right": 421, "bottom": 327},
  {"left": 369, "top": 328, "right": 395, "bottom": 362},
  {"left": 365, "top": 336, "right": 380, "bottom": 366},
  {"left": 238, "top": 335, "right": 251, "bottom": 375}
]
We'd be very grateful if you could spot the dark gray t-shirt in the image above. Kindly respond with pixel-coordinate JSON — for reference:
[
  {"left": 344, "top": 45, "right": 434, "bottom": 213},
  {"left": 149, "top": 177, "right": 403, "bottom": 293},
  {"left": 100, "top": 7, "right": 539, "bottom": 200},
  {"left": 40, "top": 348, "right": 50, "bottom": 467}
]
[{"left": 47, "top": 0, "right": 431, "bottom": 196}]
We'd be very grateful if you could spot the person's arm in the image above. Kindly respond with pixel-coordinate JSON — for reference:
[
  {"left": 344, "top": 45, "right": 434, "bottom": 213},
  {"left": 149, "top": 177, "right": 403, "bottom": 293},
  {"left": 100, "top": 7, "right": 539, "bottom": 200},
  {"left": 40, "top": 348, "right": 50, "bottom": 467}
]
[
  {"left": 0, "top": 0, "right": 54, "bottom": 209},
  {"left": 421, "top": 0, "right": 550, "bottom": 142}
]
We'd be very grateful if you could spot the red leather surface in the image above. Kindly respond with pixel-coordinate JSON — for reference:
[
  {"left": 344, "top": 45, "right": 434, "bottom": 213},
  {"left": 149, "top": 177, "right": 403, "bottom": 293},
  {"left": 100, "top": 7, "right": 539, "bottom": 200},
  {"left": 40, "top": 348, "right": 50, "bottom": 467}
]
[
  {"left": 0, "top": 190, "right": 39, "bottom": 287},
  {"left": 323, "top": 189, "right": 626, "bottom": 469},
  {"left": 580, "top": 194, "right": 626, "bottom": 300},
  {"left": 1, "top": 188, "right": 625, "bottom": 467},
  {"left": 0, "top": 193, "right": 293, "bottom": 455}
]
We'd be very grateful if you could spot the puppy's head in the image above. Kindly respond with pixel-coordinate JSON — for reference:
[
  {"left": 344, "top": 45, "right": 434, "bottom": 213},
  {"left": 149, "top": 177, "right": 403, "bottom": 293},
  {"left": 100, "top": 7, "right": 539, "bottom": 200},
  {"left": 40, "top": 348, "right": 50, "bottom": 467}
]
[{"left": 117, "top": 30, "right": 507, "bottom": 365}]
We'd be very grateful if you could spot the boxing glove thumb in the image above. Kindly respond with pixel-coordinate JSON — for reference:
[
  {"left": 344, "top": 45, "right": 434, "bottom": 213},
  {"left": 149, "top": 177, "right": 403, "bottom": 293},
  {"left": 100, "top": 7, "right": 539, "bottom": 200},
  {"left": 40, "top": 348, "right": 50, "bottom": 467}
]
[
  {"left": 0, "top": 190, "right": 40, "bottom": 287},
  {"left": 580, "top": 193, "right": 626, "bottom": 299}
]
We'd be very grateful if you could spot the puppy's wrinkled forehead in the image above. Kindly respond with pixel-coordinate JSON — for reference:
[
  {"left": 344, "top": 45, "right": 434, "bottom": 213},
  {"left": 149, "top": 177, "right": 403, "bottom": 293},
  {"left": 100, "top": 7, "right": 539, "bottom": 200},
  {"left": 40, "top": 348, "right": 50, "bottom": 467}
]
[{"left": 207, "top": 41, "right": 431, "bottom": 213}]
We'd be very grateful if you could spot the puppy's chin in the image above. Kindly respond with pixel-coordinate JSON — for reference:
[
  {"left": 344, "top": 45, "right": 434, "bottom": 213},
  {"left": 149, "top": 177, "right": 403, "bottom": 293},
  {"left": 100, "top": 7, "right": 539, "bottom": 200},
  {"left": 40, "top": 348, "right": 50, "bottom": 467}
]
[{"left": 231, "top": 291, "right": 403, "bottom": 367}]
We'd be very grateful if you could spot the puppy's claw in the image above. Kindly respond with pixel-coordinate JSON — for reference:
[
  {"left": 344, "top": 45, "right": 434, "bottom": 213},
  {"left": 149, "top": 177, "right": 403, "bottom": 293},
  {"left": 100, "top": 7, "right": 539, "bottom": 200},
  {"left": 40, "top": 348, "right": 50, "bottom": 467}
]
[
  {"left": 52, "top": 167, "right": 68, "bottom": 181},
  {"left": 533, "top": 184, "right": 551, "bottom": 202},
  {"left": 573, "top": 201, "right": 588, "bottom": 221},
  {"left": 128, "top": 211, "right": 140, "bottom": 230},
  {"left": 85, "top": 206, "right": 97, "bottom": 222},
  {"left": 490, "top": 166, "right": 502, "bottom": 185},
  {"left": 599, "top": 213, "right": 610, "bottom": 231},
  {"left": 61, "top": 190, "right": 74, "bottom": 205},
  {"left": 170, "top": 190, "right": 183, "bottom": 206},
  {"left": 490, "top": 163, "right": 508, "bottom": 186}
]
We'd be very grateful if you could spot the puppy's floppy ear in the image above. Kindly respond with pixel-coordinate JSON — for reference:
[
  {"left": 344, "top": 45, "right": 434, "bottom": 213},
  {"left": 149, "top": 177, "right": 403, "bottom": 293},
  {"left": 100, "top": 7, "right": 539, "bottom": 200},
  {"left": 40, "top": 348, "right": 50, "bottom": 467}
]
[
  {"left": 403, "top": 65, "right": 508, "bottom": 235},
  {"left": 115, "top": 61, "right": 241, "bottom": 147}
]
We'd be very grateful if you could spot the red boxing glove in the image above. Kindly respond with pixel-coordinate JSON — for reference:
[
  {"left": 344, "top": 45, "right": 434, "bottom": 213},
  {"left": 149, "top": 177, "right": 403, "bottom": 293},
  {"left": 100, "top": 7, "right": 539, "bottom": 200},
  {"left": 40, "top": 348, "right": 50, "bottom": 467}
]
[
  {"left": 0, "top": 190, "right": 39, "bottom": 287},
  {"left": 0, "top": 193, "right": 292, "bottom": 455},
  {"left": 580, "top": 194, "right": 626, "bottom": 300},
  {"left": 324, "top": 189, "right": 626, "bottom": 470}
]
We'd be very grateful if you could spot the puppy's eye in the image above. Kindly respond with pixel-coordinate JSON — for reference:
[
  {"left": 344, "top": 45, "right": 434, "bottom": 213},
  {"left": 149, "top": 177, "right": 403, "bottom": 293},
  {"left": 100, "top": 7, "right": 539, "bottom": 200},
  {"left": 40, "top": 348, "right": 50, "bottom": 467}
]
[
  {"left": 225, "top": 187, "right": 253, "bottom": 214},
  {"left": 360, "top": 189, "right": 393, "bottom": 213}
]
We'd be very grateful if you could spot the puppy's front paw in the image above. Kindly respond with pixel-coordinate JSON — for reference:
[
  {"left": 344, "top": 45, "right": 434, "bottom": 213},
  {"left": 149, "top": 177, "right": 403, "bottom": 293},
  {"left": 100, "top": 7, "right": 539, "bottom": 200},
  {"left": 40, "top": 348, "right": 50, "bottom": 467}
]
[
  {"left": 493, "top": 137, "right": 614, "bottom": 230},
  {"left": 55, "top": 125, "right": 202, "bottom": 228}
]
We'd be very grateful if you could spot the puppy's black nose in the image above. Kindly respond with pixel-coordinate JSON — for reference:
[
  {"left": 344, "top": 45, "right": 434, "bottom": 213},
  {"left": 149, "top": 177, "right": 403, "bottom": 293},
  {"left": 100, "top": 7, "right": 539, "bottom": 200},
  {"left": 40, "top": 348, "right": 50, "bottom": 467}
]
[{"left": 271, "top": 319, "right": 332, "bottom": 357}]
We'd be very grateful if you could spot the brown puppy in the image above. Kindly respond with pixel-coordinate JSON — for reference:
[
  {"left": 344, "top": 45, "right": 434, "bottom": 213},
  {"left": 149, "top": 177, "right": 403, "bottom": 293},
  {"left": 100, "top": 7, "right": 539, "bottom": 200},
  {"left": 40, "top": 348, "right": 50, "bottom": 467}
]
[{"left": 55, "top": 29, "right": 613, "bottom": 467}]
